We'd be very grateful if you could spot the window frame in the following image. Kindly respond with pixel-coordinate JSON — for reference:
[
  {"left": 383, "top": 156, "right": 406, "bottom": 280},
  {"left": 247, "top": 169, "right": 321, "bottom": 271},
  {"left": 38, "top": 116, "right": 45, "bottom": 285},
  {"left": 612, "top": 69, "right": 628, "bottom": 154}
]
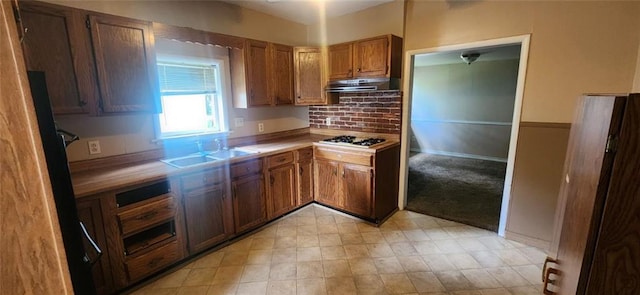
[{"left": 153, "top": 52, "right": 232, "bottom": 140}]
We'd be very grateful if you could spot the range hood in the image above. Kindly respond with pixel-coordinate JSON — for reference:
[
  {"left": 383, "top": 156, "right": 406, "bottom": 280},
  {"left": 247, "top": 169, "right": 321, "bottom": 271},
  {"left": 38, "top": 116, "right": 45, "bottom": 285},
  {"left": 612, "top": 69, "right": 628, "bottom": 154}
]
[{"left": 325, "top": 78, "right": 399, "bottom": 93}]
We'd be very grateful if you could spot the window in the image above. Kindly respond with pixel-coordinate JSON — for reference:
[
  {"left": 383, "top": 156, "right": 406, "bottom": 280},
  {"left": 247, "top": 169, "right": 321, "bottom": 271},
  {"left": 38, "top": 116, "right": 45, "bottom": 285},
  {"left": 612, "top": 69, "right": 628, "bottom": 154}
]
[{"left": 156, "top": 59, "right": 228, "bottom": 138}]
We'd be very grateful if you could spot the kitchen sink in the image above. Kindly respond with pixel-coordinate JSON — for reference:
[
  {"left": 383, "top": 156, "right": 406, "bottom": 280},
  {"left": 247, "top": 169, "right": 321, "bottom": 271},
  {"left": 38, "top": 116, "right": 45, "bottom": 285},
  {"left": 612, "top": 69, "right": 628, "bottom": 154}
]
[{"left": 161, "top": 148, "right": 258, "bottom": 168}]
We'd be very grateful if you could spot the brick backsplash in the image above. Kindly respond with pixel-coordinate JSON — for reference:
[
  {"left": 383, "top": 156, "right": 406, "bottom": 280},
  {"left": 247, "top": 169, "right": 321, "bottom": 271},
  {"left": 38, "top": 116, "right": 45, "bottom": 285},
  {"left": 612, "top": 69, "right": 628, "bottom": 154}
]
[{"left": 309, "top": 90, "right": 402, "bottom": 134}]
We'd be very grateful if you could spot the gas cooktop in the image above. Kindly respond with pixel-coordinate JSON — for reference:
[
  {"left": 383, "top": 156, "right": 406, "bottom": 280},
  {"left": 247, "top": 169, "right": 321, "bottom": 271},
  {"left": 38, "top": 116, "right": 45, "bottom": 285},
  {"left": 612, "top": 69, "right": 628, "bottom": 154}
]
[{"left": 321, "top": 135, "right": 387, "bottom": 148}]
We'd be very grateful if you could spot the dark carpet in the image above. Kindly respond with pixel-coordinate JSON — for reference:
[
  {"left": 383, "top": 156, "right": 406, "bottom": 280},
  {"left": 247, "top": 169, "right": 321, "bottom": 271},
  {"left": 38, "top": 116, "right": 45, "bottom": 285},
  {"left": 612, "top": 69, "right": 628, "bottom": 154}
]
[{"left": 406, "top": 153, "right": 507, "bottom": 232}]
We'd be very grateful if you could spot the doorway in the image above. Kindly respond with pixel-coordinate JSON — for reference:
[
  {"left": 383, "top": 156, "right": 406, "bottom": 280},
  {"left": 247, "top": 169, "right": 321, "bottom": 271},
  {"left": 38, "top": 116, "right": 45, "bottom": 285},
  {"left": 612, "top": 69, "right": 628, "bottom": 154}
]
[{"left": 399, "top": 35, "right": 531, "bottom": 236}]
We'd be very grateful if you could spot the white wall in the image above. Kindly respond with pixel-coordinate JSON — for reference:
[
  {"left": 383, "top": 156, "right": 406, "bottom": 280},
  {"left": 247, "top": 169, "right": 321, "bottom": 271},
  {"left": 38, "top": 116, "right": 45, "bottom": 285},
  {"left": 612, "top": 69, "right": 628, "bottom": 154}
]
[{"left": 410, "top": 59, "right": 519, "bottom": 161}]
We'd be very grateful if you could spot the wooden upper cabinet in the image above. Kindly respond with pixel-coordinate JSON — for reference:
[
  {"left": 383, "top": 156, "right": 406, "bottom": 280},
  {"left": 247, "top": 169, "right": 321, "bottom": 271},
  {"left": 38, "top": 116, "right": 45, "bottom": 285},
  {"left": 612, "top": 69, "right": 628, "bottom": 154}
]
[
  {"left": 232, "top": 40, "right": 295, "bottom": 108},
  {"left": 271, "top": 43, "right": 294, "bottom": 105},
  {"left": 245, "top": 39, "right": 270, "bottom": 107},
  {"left": 354, "top": 37, "right": 388, "bottom": 78},
  {"left": 89, "top": 14, "right": 159, "bottom": 113},
  {"left": 327, "top": 35, "right": 402, "bottom": 81},
  {"left": 19, "top": 1, "right": 98, "bottom": 115},
  {"left": 294, "top": 47, "right": 333, "bottom": 105},
  {"left": 328, "top": 43, "right": 353, "bottom": 80}
]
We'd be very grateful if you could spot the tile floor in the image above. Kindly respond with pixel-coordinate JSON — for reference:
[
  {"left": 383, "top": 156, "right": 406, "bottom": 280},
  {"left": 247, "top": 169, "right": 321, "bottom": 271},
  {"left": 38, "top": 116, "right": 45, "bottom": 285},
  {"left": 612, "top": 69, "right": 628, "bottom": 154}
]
[{"left": 131, "top": 204, "right": 546, "bottom": 295}]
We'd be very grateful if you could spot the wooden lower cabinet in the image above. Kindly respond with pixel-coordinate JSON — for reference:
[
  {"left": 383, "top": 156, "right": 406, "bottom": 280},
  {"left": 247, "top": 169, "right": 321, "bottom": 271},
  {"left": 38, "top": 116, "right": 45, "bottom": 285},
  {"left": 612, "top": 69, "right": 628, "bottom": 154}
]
[
  {"left": 231, "top": 160, "right": 267, "bottom": 233},
  {"left": 267, "top": 164, "right": 296, "bottom": 219},
  {"left": 314, "top": 159, "right": 340, "bottom": 208},
  {"left": 314, "top": 144, "right": 400, "bottom": 223},
  {"left": 76, "top": 197, "right": 114, "bottom": 295},
  {"left": 342, "top": 164, "right": 374, "bottom": 218},
  {"left": 181, "top": 169, "right": 232, "bottom": 254},
  {"left": 297, "top": 159, "right": 314, "bottom": 206}
]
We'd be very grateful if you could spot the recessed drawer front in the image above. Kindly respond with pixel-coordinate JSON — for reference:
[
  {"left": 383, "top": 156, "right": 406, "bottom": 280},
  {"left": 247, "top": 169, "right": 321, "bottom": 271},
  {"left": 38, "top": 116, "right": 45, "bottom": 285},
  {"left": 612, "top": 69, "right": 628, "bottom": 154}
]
[
  {"left": 231, "top": 159, "right": 263, "bottom": 178},
  {"left": 266, "top": 151, "right": 294, "bottom": 168},
  {"left": 181, "top": 169, "right": 226, "bottom": 191},
  {"left": 314, "top": 146, "right": 373, "bottom": 166},
  {"left": 125, "top": 240, "right": 179, "bottom": 282},
  {"left": 118, "top": 195, "right": 176, "bottom": 236},
  {"left": 296, "top": 147, "right": 313, "bottom": 161}
]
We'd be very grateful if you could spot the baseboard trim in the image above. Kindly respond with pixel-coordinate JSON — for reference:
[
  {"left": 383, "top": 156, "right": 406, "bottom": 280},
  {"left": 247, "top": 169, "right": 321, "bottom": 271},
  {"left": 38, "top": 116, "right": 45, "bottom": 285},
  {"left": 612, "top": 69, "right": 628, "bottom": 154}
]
[
  {"left": 410, "top": 148, "right": 508, "bottom": 163},
  {"left": 504, "top": 230, "right": 550, "bottom": 251}
]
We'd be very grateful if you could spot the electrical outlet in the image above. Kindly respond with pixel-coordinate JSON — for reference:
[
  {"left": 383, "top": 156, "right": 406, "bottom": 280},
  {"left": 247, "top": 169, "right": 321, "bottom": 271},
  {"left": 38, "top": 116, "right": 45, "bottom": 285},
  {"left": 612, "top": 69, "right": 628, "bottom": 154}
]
[
  {"left": 326, "top": 117, "right": 332, "bottom": 126},
  {"left": 88, "top": 140, "right": 101, "bottom": 155},
  {"left": 234, "top": 117, "right": 244, "bottom": 127},
  {"left": 258, "top": 123, "right": 264, "bottom": 132}
]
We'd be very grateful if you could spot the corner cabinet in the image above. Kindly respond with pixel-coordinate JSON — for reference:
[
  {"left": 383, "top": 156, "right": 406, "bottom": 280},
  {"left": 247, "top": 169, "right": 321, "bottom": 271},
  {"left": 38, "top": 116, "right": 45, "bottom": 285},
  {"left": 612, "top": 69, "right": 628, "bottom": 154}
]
[
  {"left": 88, "top": 14, "right": 159, "bottom": 113},
  {"left": 76, "top": 197, "right": 114, "bottom": 295},
  {"left": 265, "top": 152, "right": 297, "bottom": 219},
  {"left": 231, "top": 40, "right": 294, "bottom": 108},
  {"left": 296, "top": 147, "right": 314, "bottom": 207},
  {"left": 314, "top": 143, "right": 400, "bottom": 223},
  {"left": 327, "top": 35, "right": 402, "bottom": 81},
  {"left": 18, "top": 1, "right": 160, "bottom": 115}
]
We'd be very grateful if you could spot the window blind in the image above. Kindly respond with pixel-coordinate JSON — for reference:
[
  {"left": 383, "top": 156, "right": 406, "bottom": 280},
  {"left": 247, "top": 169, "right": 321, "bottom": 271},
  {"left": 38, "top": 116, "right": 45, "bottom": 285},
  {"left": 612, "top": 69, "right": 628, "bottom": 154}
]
[{"left": 157, "top": 63, "right": 217, "bottom": 95}]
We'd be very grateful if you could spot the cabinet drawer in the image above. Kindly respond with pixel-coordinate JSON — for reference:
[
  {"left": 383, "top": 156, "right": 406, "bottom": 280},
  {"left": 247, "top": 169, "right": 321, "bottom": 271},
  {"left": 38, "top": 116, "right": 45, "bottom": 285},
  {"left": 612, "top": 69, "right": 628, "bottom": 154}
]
[
  {"left": 181, "top": 169, "right": 226, "bottom": 191},
  {"left": 266, "top": 151, "right": 294, "bottom": 168},
  {"left": 314, "top": 146, "right": 373, "bottom": 166},
  {"left": 231, "top": 159, "right": 263, "bottom": 178},
  {"left": 125, "top": 240, "right": 179, "bottom": 282},
  {"left": 296, "top": 147, "right": 313, "bottom": 161},
  {"left": 118, "top": 195, "right": 176, "bottom": 236}
]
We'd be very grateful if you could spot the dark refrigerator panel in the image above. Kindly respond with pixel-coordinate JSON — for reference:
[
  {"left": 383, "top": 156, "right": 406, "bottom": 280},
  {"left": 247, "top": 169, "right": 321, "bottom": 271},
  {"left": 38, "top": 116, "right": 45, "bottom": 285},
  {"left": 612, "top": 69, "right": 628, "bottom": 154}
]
[{"left": 27, "top": 71, "right": 97, "bottom": 294}]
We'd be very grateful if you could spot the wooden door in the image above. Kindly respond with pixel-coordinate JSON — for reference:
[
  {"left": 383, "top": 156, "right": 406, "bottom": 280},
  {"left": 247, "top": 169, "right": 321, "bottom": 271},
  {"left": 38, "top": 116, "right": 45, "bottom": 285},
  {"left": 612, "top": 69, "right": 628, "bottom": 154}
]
[
  {"left": 341, "top": 164, "right": 373, "bottom": 218},
  {"left": 294, "top": 47, "right": 325, "bottom": 105},
  {"left": 314, "top": 160, "right": 340, "bottom": 208},
  {"left": 19, "top": 1, "right": 97, "bottom": 115},
  {"left": 553, "top": 95, "right": 626, "bottom": 294},
  {"left": 268, "top": 164, "right": 296, "bottom": 219},
  {"left": 353, "top": 36, "right": 389, "bottom": 78},
  {"left": 328, "top": 43, "right": 353, "bottom": 80},
  {"left": 76, "top": 198, "right": 114, "bottom": 295},
  {"left": 271, "top": 43, "right": 293, "bottom": 105},
  {"left": 297, "top": 159, "right": 314, "bottom": 206},
  {"left": 246, "top": 39, "right": 270, "bottom": 106},
  {"left": 232, "top": 174, "right": 266, "bottom": 233},
  {"left": 89, "top": 14, "right": 158, "bottom": 113},
  {"left": 183, "top": 183, "right": 228, "bottom": 254},
  {"left": 585, "top": 94, "right": 640, "bottom": 294}
]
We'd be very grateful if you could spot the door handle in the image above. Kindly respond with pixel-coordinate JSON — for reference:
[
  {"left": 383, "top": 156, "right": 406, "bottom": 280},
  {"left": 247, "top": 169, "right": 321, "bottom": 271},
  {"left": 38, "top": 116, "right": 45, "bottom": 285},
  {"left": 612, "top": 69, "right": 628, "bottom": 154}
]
[{"left": 79, "top": 221, "right": 103, "bottom": 266}]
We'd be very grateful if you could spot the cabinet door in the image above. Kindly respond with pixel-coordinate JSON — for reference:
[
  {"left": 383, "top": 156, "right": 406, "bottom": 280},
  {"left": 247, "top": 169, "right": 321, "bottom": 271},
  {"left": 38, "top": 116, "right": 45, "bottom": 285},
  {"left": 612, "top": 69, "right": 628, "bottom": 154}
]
[
  {"left": 232, "top": 174, "right": 266, "bottom": 233},
  {"left": 20, "top": 2, "right": 97, "bottom": 115},
  {"left": 353, "top": 36, "right": 388, "bottom": 78},
  {"left": 342, "top": 164, "right": 374, "bottom": 218},
  {"left": 267, "top": 164, "right": 296, "bottom": 219},
  {"left": 297, "top": 159, "right": 314, "bottom": 206},
  {"left": 552, "top": 96, "right": 625, "bottom": 294},
  {"left": 246, "top": 39, "right": 270, "bottom": 106},
  {"left": 271, "top": 43, "right": 293, "bottom": 105},
  {"left": 328, "top": 43, "right": 353, "bottom": 80},
  {"left": 293, "top": 47, "right": 325, "bottom": 105},
  {"left": 89, "top": 14, "right": 158, "bottom": 113},
  {"left": 76, "top": 198, "right": 114, "bottom": 295},
  {"left": 183, "top": 183, "right": 229, "bottom": 254},
  {"left": 314, "top": 160, "right": 340, "bottom": 207}
]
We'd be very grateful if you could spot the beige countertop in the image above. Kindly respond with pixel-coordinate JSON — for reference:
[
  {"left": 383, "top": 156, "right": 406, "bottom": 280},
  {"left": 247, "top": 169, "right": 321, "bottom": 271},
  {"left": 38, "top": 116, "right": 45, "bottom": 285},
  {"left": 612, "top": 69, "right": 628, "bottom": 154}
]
[{"left": 71, "top": 133, "right": 399, "bottom": 198}]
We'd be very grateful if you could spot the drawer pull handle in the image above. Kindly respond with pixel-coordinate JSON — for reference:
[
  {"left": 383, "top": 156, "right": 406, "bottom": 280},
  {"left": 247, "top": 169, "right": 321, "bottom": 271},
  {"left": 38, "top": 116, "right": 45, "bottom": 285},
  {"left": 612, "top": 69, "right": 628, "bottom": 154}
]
[
  {"left": 277, "top": 158, "right": 286, "bottom": 162},
  {"left": 137, "top": 211, "right": 158, "bottom": 221}
]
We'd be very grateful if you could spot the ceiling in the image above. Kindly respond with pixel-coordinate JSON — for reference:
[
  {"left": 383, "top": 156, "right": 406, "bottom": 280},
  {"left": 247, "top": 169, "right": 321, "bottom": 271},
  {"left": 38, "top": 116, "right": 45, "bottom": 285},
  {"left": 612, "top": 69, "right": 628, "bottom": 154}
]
[
  {"left": 220, "top": 0, "right": 394, "bottom": 25},
  {"left": 414, "top": 45, "right": 522, "bottom": 67}
]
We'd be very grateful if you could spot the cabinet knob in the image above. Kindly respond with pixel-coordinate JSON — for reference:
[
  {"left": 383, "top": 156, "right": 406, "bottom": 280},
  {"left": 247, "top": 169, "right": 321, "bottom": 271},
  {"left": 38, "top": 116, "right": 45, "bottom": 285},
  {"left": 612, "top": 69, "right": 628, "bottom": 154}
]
[{"left": 357, "top": 68, "right": 361, "bottom": 73}]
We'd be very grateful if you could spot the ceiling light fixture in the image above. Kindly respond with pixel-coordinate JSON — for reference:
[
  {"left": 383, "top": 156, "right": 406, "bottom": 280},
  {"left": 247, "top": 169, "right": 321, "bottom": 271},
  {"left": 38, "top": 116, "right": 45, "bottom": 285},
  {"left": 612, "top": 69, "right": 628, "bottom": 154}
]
[{"left": 460, "top": 53, "right": 480, "bottom": 65}]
